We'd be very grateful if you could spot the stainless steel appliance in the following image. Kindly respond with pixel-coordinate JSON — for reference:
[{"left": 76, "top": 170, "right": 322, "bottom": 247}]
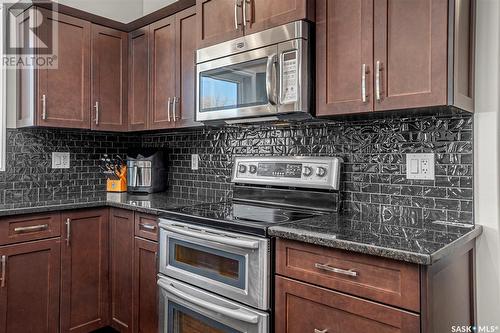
[
  {"left": 157, "top": 156, "right": 342, "bottom": 333},
  {"left": 127, "top": 150, "right": 167, "bottom": 193},
  {"left": 196, "top": 21, "right": 311, "bottom": 125}
]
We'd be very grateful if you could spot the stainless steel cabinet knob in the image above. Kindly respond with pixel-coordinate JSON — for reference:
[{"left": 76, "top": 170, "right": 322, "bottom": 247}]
[
  {"left": 303, "top": 166, "right": 313, "bottom": 177},
  {"left": 316, "top": 167, "right": 327, "bottom": 177}
]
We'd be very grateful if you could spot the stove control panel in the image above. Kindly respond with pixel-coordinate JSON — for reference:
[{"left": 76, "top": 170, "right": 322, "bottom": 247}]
[{"left": 232, "top": 157, "right": 342, "bottom": 190}]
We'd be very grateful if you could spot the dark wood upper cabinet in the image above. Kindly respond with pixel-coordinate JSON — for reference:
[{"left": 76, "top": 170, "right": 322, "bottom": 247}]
[
  {"left": 150, "top": 16, "right": 177, "bottom": 130},
  {"left": 128, "top": 28, "right": 150, "bottom": 131},
  {"left": 133, "top": 237, "right": 159, "bottom": 333},
  {"left": 0, "top": 238, "right": 61, "bottom": 333},
  {"left": 316, "top": 0, "right": 374, "bottom": 116},
  {"left": 175, "top": 7, "right": 202, "bottom": 128},
  {"left": 109, "top": 209, "right": 134, "bottom": 333},
  {"left": 17, "top": 8, "right": 91, "bottom": 129},
  {"left": 60, "top": 209, "right": 110, "bottom": 333},
  {"left": 373, "top": 0, "right": 448, "bottom": 111},
  {"left": 244, "top": 0, "right": 315, "bottom": 34},
  {"left": 196, "top": 0, "right": 244, "bottom": 48},
  {"left": 91, "top": 25, "right": 129, "bottom": 131}
]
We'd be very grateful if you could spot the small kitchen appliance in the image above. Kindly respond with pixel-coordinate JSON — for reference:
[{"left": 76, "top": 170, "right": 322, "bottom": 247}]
[
  {"left": 196, "top": 21, "right": 311, "bottom": 125},
  {"left": 157, "top": 156, "right": 342, "bottom": 333},
  {"left": 127, "top": 150, "right": 167, "bottom": 194}
]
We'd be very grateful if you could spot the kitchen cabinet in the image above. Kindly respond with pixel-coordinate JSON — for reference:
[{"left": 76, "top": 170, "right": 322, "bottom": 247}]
[
  {"left": 133, "top": 237, "right": 159, "bottom": 333},
  {"left": 275, "top": 239, "right": 477, "bottom": 333},
  {"left": 60, "top": 209, "right": 110, "bottom": 333},
  {"left": 0, "top": 212, "right": 61, "bottom": 245},
  {"left": 0, "top": 238, "right": 61, "bottom": 333},
  {"left": 316, "top": 0, "right": 475, "bottom": 116},
  {"left": 17, "top": 8, "right": 91, "bottom": 129},
  {"left": 197, "top": 0, "right": 314, "bottom": 48},
  {"left": 128, "top": 28, "right": 150, "bottom": 131},
  {"left": 150, "top": 16, "right": 177, "bottom": 130},
  {"left": 91, "top": 25, "right": 129, "bottom": 131},
  {"left": 109, "top": 209, "right": 134, "bottom": 333}
]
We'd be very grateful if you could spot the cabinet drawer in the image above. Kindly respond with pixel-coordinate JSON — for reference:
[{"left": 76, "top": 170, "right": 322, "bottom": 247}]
[
  {"left": 275, "top": 276, "right": 420, "bottom": 333},
  {"left": 0, "top": 213, "right": 61, "bottom": 245},
  {"left": 276, "top": 239, "right": 420, "bottom": 312},
  {"left": 134, "top": 213, "right": 158, "bottom": 241}
]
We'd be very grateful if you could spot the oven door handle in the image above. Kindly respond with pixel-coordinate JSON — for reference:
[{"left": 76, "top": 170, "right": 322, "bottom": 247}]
[
  {"left": 158, "top": 279, "right": 260, "bottom": 324},
  {"left": 162, "top": 224, "right": 260, "bottom": 249},
  {"left": 266, "top": 54, "right": 278, "bottom": 105}
]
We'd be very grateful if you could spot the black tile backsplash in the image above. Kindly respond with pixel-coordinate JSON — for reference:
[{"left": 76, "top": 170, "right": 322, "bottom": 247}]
[{"left": 0, "top": 110, "right": 474, "bottom": 224}]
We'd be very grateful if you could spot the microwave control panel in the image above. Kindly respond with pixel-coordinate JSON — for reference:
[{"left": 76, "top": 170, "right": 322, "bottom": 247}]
[{"left": 281, "top": 50, "right": 298, "bottom": 104}]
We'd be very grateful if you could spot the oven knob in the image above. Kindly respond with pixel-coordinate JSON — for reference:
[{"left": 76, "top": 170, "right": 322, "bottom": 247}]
[
  {"left": 303, "top": 166, "right": 313, "bottom": 177},
  {"left": 249, "top": 165, "right": 257, "bottom": 174},
  {"left": 316, "top": 167, "right": 327, "bottom": 177},
  {"left": 239, "top": 164, "right": 247, "bottom": 174}
]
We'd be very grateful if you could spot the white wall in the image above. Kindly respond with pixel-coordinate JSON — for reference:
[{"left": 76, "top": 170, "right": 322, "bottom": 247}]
[
  {"left": 54, "top": 0, "right": 143, "bottom": 23},
  {"left": 475, "top": 0, "right": 500, "bottom": 327},
  {"left": 143, "top": 0, "right": 176, "bottom": 16}
]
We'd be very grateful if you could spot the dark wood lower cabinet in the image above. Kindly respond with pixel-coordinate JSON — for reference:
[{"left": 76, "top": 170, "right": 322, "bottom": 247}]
[
  {"left": 275, "top": 276, "right": 420, "bottom": 333},
  {"left": 0, "top": 238, "right": 61, "bottom": 333},
  {"left": 110, "top": 209, "right": 135, "bottom": 333},
  {"left": 133, "top": 237, "right": 158, "bottom": 333},
  {"left": 61, "top": 209, "right": 110, "bottom": 333}
]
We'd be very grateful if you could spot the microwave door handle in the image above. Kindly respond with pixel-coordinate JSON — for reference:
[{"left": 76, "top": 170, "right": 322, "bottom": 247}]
[
  {"left": 158, "top": 279, "right": 260, "bottom": 324},
  {"left": 162, "top": 224, "right": 259, "bottom": 249},
  {"left": 266, "top": 54, "right": 278, "bottom": 105}
]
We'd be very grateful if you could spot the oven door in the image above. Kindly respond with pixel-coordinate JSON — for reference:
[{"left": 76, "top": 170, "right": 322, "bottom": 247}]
[
  {"left": 159, "top": 220, "right": 270, "bottom": 310},
  {"left": 158, "top": 276, "right": 269, "bottom": 333},
  {"left": 196, "top": 45, "right": 279, "bottom": 123}
]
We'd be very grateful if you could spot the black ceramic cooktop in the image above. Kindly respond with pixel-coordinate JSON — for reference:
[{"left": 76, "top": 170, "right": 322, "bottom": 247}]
[{"left": 160, "top": 201, "right": 323, "bottom": 237}]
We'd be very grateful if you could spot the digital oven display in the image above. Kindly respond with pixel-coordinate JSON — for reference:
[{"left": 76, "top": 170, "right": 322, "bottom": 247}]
[{"left": 257, "top": 163, "right": 302, "bottom": 178}]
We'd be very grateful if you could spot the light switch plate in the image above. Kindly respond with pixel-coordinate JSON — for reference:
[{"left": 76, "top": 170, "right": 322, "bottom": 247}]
[
  {"left": 52, "top": 152, "right": 70, "bottom": 169},
  {"left": 406, "top": 153, "right": 435, "bottom": 180},
  {"left": 191, "top": 154, "right": 199, "bottom": 171}
]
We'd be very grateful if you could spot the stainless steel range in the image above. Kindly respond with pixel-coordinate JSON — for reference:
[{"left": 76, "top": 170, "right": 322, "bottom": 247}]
[{"left": 157, "top": 156, "right": 342, "bottom": 333}]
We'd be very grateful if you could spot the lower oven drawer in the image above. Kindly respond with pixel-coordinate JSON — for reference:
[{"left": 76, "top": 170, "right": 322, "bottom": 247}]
[
  {"left": 159, "top": 220, "right": 270, "bottom": 310},
  {"left": 158, "top": 276, "right": 269, "bottom": 333}
]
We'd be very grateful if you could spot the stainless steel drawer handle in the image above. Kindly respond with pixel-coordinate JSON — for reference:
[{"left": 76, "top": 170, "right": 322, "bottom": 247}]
[
  {"left": 167, "top": 97, "right": 172, "bottom": 122},
  {"left": 375, "top": 60, "right": 382, "bottom": 101},
  {"left": 94, "top": 101, "right": 100, "bottom": 125},
  {"left": 139, "top": 223, "right": 156, "bottom": 231},
  {"left": 14, "top": 224, "right": 49, "bottom": 233},
  {"left": 314, "top": 329, "right": 328, "bottom": 333},
  {"left": 172, "top": 97, "right": 178, "bottom": 122},
  {"left": 66, "top": 218, "right": 71, "bottom": 247},
  {"left": 315, "top": 263, "right": 358, "bottom": 277},
  {"left": 42, "top": 94, "right": 47, "bottom": 120},
  {"left": 361, "top": 63, "right": 368, "bottom": 103},
  {"left": 158, "top": 279, "right": 259, "bottom": 324},
  {"left": 234, "top": 0, "right": 242, "bottom": 30},
  {"left": 0, "top": 255, "right": 6, "bottom": 288},
  {"left": 162, "top": 224, "right": 260, "bottom": 249}
]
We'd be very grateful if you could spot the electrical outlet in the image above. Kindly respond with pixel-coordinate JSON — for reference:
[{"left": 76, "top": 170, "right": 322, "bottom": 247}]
[
  {"left": 191, "top": 154, "right": 199, "bottom": 171},
  {"left": 52, "top": 152, "right": 70, "bottom": 169},
  {"left": 406, "top": 153, "right": 435, "bottom": 180}
]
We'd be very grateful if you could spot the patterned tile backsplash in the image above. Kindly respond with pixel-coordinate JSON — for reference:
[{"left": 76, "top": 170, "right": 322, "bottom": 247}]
[{"left": 0, "top": 109, "right": 474, "bottom": 224}]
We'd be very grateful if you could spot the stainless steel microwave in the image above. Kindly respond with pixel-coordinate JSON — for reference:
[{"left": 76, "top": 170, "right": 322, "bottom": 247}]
[{"left": 195, "top": 21, "right": 311, "bottom": 125}]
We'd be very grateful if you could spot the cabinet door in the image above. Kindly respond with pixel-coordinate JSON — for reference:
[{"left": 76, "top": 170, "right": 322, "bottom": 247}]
[
  {"left": 197, "top": 0, "right": 244, "bottom": 48},
  {"left": 0, "top": 238, "right": 61, "bottom": 333},
  {"left": 316, "top": 0, "right": 373, "bottom": 116},
  {"left": 175, "top": 7, "right": 202, "bottom": 129},
  {"left": 61, "top": 209, "right": 109, "bottom": 333},
  {"left": 128, "top": 28, "right": 150, "bottom": 131},
  {"left": 244, "top": 0, "right": 314, "bottom": 35},
  {"left": 37, "top": 9, "right": 91, "bottom": 129},
  {"left": 150, "top": 16, "right": 177, "bottom": 130},
  {"left": 275, "top": 276, "right": 420, "bottom": 333},
  {"left": 133, "top": 237, "right": 158, "bottom": 333},
  {"left": 373, "top": 0, "right": 448, "bottom": 111},
  {"left": 91, "top": 25, "right": 128, "bottom": 131},
  {"left": 109, "top": 209, "right": 134, "bottom": 332}
]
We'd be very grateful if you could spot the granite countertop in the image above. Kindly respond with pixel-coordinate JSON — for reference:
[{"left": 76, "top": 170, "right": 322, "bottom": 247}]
[
  {"left": 268, "top": 214, "right": 482, "bottom": 265},
  {"left": 0, "top": 192, "right": 224, "bottom": 218}
]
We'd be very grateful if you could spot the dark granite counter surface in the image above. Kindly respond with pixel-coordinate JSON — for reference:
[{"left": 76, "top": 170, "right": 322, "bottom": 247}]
[
  {"left": 0, "top": 192, "right": 224, "bottom": 217},
  {"left": 268, "top": 214, "right": 482, "bottom": 265}
]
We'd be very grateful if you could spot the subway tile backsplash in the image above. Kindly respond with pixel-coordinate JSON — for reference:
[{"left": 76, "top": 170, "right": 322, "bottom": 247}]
[{"left": 0, "top": 110, "right": 474, "bottom": 224}]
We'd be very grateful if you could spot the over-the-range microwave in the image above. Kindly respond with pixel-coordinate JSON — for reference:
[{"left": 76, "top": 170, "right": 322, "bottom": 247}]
[{"left": 195, "top": 21, "right": 311, "bottom": 125}]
